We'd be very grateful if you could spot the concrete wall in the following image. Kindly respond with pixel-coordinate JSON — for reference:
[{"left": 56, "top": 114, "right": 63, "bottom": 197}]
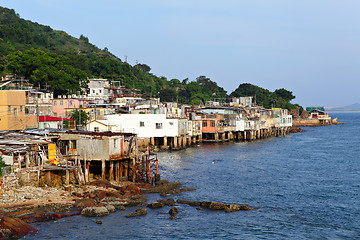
[
  {"left": 77, "top": 137, "right": 110, "bottom": 160},
  {"left": 236, "top": 119, "right": 245, "bottom": 131},
  {"left": 0, "top": 90, "right": 27, "bottom": 130},
  {"left": 39, "top": 121, "right": 60, "bottom": 129},
  {"left": 106, "top": 114, "right": 179, "bottom": 138}
]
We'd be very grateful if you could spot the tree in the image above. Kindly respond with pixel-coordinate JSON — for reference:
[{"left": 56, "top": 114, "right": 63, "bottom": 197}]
[
  {"left": 69, "top": 109, "right": 89, "bottom": 126},
  {"left": 169, "top": 78, "right": 181, "bottom": 88},
  {"left": 135, "top": 63, "right": 151, "bottom": 73},
  {"left": 274, "top": 88, "right": 295, "bottom": 102},
  {"left": 6, "top": 48, "right": 87, "bottom": 96},
  {"left": 159, "top": 89, "right": 177, "bottom": 102}
]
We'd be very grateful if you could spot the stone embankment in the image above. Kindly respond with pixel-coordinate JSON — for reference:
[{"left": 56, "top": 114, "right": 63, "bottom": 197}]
[
  {"left": 0, "top": 179, "right": 254, "bottom": 238},
  {"left": 293, "top": 118, "right": 343, "bottom": 127}
]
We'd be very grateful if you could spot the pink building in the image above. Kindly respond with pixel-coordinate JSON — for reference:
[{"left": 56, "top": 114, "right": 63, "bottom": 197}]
[{"left": 52, "top": 98, "right": 89, "bottom": 117}]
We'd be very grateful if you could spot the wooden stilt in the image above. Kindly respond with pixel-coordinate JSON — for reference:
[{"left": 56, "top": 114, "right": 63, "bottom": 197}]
[
  {"left": 109, "top": 161, "right": 114, "bottom": 181},
  {"left": 102, "top": 159, "right": 106, "bottom": 180}
]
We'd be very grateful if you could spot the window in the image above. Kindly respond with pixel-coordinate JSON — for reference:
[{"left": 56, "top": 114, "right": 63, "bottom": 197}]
[
  {"left": 8, "top": 105, "right": 11, "bottom": 112},
  {"left": 60, "top": 101, "right": 63, "bottom": 106},
  {"left": 20, "top": 106, "right": 23, "bottom": 112},
  {"left": 169, "top": 122, "right": 174, "bottom": 126},
  {"left": 99, "top": 90, "right": 102, "bottom": 94},
  {"left": 69, "top": 100, "right": 73, "bottom": 106},
  {"left": 155, "top": 123, "right": 163, "bottom": 129},
  {"left": 114, "top": 139, "right": 117, "bottom": 148},
  {"left": 94, "top": 127, "right": 99, "bottom": 132},
  {"left": 13, "top": 108, "right": 17, "bottom": 116},
  {"left": 202, "top": 121, "right": 207, "bottom": 127},
  {"left": 93, "top": 90, "right": 95, "bottom": 94},
  {"left": 54, "top": 101, "right": 57, "bottom": 106},
  {"left": 139, "top": 121, "right": 145, "bottom": 127},
  {"left": 210, "top": 121, "right": 215, "bottom": 127}
]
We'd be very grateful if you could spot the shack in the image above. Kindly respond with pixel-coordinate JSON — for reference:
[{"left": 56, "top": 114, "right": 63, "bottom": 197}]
[{"left": 50, "top": 131, "right": 138, "bottom": 182}]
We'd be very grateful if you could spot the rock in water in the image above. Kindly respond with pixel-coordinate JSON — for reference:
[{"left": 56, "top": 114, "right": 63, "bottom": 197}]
[
  {"left": 208, "top": 202, "right": 227, "bottom": 211},
  {"left": 81, "top": 207, "right": 110, "bottom": 217},
  {"left": 126, "top": 208, "right": 147, "bottom": 218},
  {"left": 0, "top": 217, "right": 38, "bottom": 238},
  {"left": 148, "top": 198, "right": 176, "bottom": 209},
  {"left": 169, "top": 207, "right": 179, "bottom": 220},
  {"left": 224, "top": 204, "right": 254, "bottom": 212}
]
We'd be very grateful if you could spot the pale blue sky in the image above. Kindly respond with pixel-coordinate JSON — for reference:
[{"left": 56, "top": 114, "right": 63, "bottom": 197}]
[{"left": 2, "top": 0, "right": 360, "bottom": 107}]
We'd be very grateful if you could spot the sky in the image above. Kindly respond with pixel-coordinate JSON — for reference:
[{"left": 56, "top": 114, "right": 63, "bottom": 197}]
[{"left": 2, "top": 0, "right": 360, "bottom": 107}]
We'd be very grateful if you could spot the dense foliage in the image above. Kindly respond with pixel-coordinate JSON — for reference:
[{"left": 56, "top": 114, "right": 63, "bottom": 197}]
[
  {"left": 0, "top": 6, "right": 302, "bottom": 110},
  {"left": 69, "top": 109, "right": 89, "bottom": 126},
  {"left": 230, "top": 83, "right": 302, "bottom": 111}
]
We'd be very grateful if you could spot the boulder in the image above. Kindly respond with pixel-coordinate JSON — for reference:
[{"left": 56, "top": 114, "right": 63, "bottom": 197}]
[
  {"left": 74, "top": 198, "right": 98, "bottom": 209},
  {"left": 81, "top": 207, "right": 109, "bottom": 217},
  {"left": 200, "top": 201, "right": 212, "bottom": 209},
  {"left": 125, "top": 208, "right": 147, "bottom": 218},
  {"left": 0, "top": 217, "right": 38, "bottom": 239},
  {"left": 155, "top": 179, "right": 169, "bottom": 185},
  {"left": 208, "top": 202, "right": 227, "bottom": 211},
  {"left": 148, "top": 199, "right": 175, "bottom": 209},
  {"left": 100, "top": 201, "right": 127, "bottom": 210},
  {"left": 126, "top": 185, "right": 141, "bottom": 195},
  {"left": 224, "top": 204, "right": 253, "bottom": 212},
  {"left": 169, "top": 207, "right": 179, "bottom": 220},
  {"left": 176, "top": 199, "right": 253, "bottom": 212},
  {"left": 141, "top": 182, "right": 181, "bottom": 194},
  {"left": 104, "top": 205, "right": 116, "bottom": 212},
  {"left": 96, "top": 190, "right": 123, "bottom": 201},
  {"left": 125, "top": 194, "right": 147, "bottom": 207},
  {"left": 176, "top": 199, "right": 192, "bottom": 205},
  {"left": 148, "top": 201, "right": 164, "bottom": 209}
]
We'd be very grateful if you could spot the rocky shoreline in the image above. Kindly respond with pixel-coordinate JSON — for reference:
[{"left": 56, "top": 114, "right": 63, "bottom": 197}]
[{"left": 0, "top": 179, "right": 253, "bottom": 239}]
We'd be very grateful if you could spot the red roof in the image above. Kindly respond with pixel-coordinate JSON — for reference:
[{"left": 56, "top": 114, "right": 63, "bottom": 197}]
[{"left": 39, "top": 116, "right": 73, "bottom": 122}]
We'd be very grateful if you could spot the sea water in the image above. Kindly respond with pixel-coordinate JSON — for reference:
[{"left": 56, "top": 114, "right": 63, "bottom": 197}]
[{"left": 25, "top": 113, "right": 360, "bottom": 239}]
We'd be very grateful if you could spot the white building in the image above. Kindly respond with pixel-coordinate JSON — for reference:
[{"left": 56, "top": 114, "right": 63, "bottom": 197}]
[
  {"left": 87, "top": 78, "right": 111, "bottom": 101},
  {"left": 105, "top": 113, "right": 180, "bottom": 138},
  {"left": 85, "top": 119, "right": 118, "bottom": 132}
]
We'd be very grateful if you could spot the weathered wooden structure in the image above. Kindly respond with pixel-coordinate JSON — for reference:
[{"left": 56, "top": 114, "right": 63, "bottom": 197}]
[{"left": 50, "top": 131, "right": 140, "bottom": 182}]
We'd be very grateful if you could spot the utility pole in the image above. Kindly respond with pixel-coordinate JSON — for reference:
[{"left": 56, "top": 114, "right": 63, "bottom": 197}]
[
  {"left": 36, "top": 93, "right": 39, "bottom": 129},
  {"left": 94, "top": 103, "right": 97, "bottom": 120}
]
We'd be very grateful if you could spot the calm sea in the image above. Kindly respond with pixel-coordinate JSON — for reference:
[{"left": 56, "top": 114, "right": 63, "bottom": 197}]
[{"left": 26, "top": 113, "right": 360, "bottom": 240}]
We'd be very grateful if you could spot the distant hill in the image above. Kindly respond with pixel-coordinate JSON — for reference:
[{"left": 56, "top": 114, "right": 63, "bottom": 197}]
[
  {"left": 0, "top": 6, "right": 302, "bottom": 109},
  {"left": 0, "top": 6, "right": 169, "bottom": 96},
  {"left": 326, "top": 103, "right": 360, "bottom": 112}
]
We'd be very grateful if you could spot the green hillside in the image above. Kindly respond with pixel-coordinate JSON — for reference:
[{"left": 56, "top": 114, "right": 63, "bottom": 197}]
[
  {"left": 0, "top": 6, "right": 301, "bottom": 110},
  {"left": 230, "top": 83, "right": 303, "bottom": 111}
]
